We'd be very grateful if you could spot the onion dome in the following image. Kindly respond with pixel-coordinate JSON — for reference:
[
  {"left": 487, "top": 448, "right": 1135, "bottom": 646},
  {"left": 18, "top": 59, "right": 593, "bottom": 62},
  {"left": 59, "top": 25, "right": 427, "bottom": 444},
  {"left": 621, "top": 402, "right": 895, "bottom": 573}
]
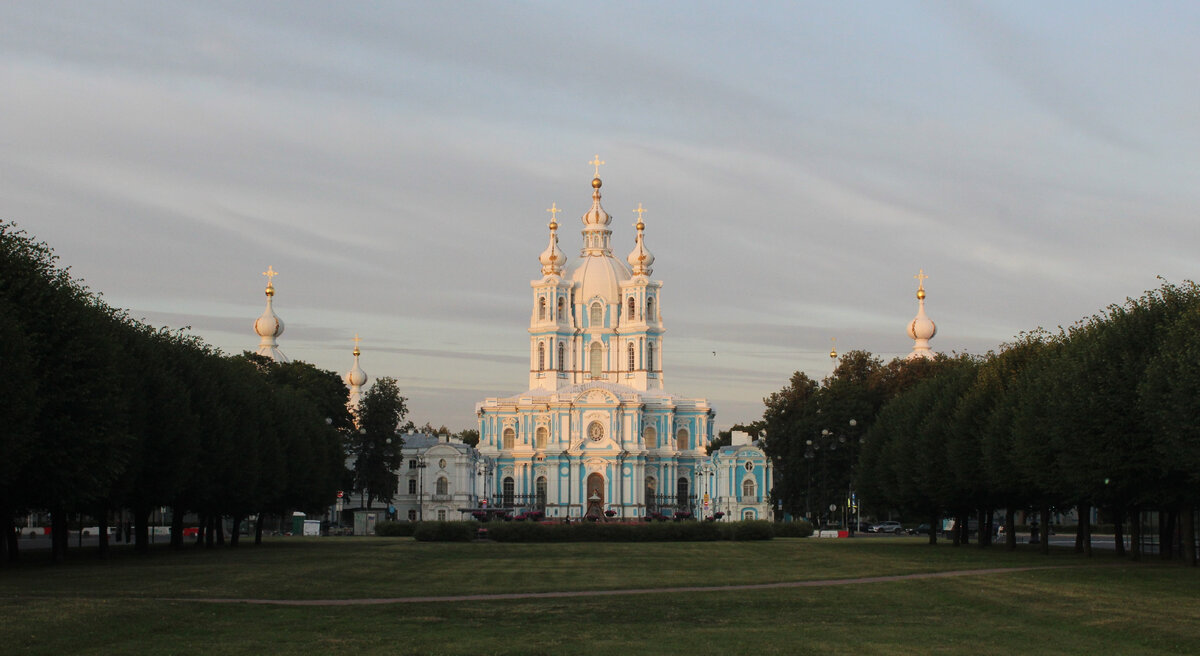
[
  {"left": 626, "top": 203, "right": 655, "bottom": 276},
  {"left": 906, "top": 269, "right": 937, "bottom": 360},
  {"left": 254, "top": 265, "right": 289, "bottom": 363},
  {"left": 345, "top": 335, "right": 368, "bottom": 414},
  {"left": 539, "top": 202, "right": 567, "bottom": 276},
  {"left": 566, "top": 164, "right": 632, "bottom": 304}
]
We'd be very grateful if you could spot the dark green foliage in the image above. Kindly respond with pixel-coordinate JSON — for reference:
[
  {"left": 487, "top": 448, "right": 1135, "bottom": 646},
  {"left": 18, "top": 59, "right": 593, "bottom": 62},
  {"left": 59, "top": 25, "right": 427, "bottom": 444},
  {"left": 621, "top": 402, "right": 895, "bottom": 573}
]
[
  {"left": 349, "top": 377, "right": 409, "bottom": 507},
  {"left": 0, "top": 221, "right": 351, "bottom": 561},
  {"left": 772, "top": 520, "right": 814, "bottom": 537},
  {"left": 374, "top": 521, "right": 416, "bottom": 537},
  {"left": 412, "top": 521, "right": 479, "bottom": 542},
  {"left": 480, "top": 520, "right": 773, "bottom": 542}
]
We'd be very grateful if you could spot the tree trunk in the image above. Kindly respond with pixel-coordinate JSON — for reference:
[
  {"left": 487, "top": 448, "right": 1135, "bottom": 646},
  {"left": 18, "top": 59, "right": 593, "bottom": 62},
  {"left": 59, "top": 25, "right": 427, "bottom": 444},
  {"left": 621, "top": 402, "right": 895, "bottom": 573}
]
[
  {"left": 1129, "top": 506, "right": 1141, "bottom": 562},
  {"left": 1074, "top": 505, "right": 1084, "bottom": 553},
  {"left": 1113, "top": 508, "right": 1125, "bottom": 557},
  {"left": 194, "top": 513, "right": 205, "bottom": 547},
  {"left": 1081, "top": 503, "right": 1092, "bottom": 558},
  {"left": 1161, "top": 508, "right": 1177, "bottom": 561},
  {"left": 255, "top": 513, "right": 265, "bottom": 546},
  {"left": 229, "top": 515, "right": 242, "bottom": 548},
  {"left": 134, "top": 507, "right": 150, "bottom": 554},
  {"left": 216, "top": 515, "right": 226, "bottom": 546},
  {"left": 1039, "top": 507, "right": 1051, "bottom": 555},
  {"left": 0, "top": 510, "right": 15, "bottom": 563},
  {"left": 1182, "top": 505, "right": 1196, "bottom": 567},
  {"left": 170, "top": 506, "right": 184, "bottom": 549},
  {"left": 205, "top": 515, "right": 215, "bottom": 548},
  {"left": 50, "top": 507, "right": 66, "bottom": 563},
  {"left": 980, "top": 508, "right": 992, "bottom": 548},
  {"left": 97, "top": 507, "right": 109, "bottom": 558},
  {"left": 928, "top": 511, "right": 938, "bottom": 545}
]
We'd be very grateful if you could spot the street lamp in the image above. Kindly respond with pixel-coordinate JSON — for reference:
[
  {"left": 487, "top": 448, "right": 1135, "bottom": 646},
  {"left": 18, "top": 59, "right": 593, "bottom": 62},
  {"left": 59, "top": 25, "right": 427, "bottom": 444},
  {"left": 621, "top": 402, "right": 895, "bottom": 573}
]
[{"left": 416, "top": 455, "right": 427, "bottom": 521}]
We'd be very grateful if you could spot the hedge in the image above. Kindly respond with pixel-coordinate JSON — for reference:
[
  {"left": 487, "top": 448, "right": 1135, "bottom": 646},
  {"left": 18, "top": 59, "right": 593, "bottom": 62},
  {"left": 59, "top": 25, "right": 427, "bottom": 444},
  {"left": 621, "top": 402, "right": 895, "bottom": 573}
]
[
  {"left": 772, "top": 520, "right": 815, "bottom": 538},
  {"left": 412, "top": 521, "right": 479, "bottom": 542},
  {"left": 483, "top": 520, "right": 773, "bottom": 542}
]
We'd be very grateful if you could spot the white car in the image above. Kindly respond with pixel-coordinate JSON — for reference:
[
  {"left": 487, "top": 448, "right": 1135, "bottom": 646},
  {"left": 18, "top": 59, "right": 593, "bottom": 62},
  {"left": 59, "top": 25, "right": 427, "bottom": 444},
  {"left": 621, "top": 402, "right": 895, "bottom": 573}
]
[{"left": 875, "top": 521, "right": 903, "bottom": 534}]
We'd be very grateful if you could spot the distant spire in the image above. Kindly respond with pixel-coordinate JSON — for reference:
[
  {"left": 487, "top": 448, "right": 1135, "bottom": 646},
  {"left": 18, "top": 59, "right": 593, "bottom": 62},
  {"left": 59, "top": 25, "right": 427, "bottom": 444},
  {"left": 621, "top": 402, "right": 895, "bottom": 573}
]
[
  {"left": 906, "top": 269, "right": 937, "bottom": 360},
  {"left": 539, "top": 202, "right": 567, "bottom": 275},
  {"left": 626, "top": 203, "right": 655, "bottom": 276},
  {"left": 829, "top": 337, "right": 838, "bottom": 361},
  {"left": 254, "top": 265, "right": 288, "bottom": 363},
  {"left": 345, "top": 334, "right": 368, "bottom": 419},
  {"left": 580, "top": 156, "right": 613, "bottom": 255}
]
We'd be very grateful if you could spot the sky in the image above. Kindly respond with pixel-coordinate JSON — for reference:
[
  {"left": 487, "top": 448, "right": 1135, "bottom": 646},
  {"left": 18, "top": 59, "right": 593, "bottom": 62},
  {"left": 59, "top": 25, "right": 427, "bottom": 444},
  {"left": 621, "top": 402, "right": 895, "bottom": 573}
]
[{"left": 3, "top": 2, "right": 1199, "bottom": 431}]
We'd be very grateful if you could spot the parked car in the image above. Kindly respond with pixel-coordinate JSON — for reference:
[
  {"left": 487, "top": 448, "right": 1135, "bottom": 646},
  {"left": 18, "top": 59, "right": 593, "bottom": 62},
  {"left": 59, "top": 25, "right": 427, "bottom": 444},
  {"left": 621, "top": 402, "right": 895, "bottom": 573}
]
[
  {"left": 856, "top": 521, "right": 875, "bottom": 533},
  {"left": 875, "top": 520, "right": 903, "bottom": 534},
  {"left": 910, "top": 523, "right": 932, "bottom": 535}
]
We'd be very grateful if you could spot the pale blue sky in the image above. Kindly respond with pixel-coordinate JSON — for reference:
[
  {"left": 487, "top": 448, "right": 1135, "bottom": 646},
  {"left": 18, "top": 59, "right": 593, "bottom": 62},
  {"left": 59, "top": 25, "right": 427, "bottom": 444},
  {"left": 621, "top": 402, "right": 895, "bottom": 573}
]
[{"left": 3, "top": 2, "right": 1198, "bottom": 430}]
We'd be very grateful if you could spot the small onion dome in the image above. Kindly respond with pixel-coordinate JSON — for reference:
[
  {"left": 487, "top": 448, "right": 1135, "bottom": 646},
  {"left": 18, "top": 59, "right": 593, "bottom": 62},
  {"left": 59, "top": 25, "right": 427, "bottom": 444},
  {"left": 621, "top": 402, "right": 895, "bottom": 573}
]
[
  {"left": 907, "top": 310, "right": 937, "bottom": 341},
  {"left": 582, "top": 178, "right": 611, "bottom": 227},
  {"left": 626, "top": 211, "right": 655, "bottom": 276},
  {"left": 346, "top": 348, "right": 367, "bottom": 388},
  {"left": 539, "top": 219, "right": 566, "bottom": 275},
  {"left": 255, "top": 296, "right": 284, "bottom": 339}
]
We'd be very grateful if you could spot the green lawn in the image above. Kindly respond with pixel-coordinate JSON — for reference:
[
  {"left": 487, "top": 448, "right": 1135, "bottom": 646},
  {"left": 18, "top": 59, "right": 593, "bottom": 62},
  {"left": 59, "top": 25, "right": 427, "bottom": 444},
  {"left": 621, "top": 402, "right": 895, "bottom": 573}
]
[{"left": 2, "top": 537, "right": 1197, "bottom": 655}]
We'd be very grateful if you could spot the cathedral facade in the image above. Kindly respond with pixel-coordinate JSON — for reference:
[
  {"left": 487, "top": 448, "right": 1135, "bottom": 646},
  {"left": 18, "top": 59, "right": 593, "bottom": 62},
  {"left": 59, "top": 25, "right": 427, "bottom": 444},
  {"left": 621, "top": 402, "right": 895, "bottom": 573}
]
[{"left": 476, "top": 167, "right": 771, "bottom": 520}]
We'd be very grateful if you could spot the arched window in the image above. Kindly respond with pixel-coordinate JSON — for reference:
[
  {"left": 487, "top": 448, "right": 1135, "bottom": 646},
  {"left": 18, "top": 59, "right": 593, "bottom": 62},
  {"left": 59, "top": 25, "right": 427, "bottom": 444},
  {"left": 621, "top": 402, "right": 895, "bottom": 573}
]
[
  {"left": 742, "top": 479, "right": 756, "bottom": 500},
  {"left": 408, "top": 479, "right": 417, "bottom": 494},
  {"left": 537, "top": 343, "right": 545, "bottom": 371},
  {"left": 589, "top": 343, "right": 603, "bottom": 378},
  {"left": 643, "top": 426, "right": 657, "bottom": 448},
  {"left": 502, "top": 427, "right": 515, "bottom": 450},
  {"left": 558, "top": 343, "right": 565, "bottom": 372},
  {"left": 628, "top": 343, "right": 635, "bottom": 371},
  {"left": 535, "top": 426, "right": 548, "bottom": 449},
  {"left": 590, "top": 302, "right": 603, "bottom": 325},
  {"left": 503, "top": 476, "right": 515, "bottom": 507},
  {"left": 676, "top": 477, "right": 689, "bottom": 505},
  {"left": 676, "top": 428, "right": 688, "bottom": 451},
  {"left": 647, "top": 343, "right": 655, "bottom": 372},
  {"left": 538, "top": 297, "right": 547, "bottom": 320},
  {"left": 436, "top": 477, "right": 449, "bottom": 496},
  {"left": 628, "top": 296, "right": 636, "bottom": 320},
  {"left": 646, "top": 297, "right": 655, "bottom": 321},
  {"left": 557, "top": 297, "right": 565, "bottom": 320},
  {"left": 645, "top": 477, "right": 658, "bottom": 509},
  {"left": 535, "top": 476, "right": 547, "bottom": 509}
]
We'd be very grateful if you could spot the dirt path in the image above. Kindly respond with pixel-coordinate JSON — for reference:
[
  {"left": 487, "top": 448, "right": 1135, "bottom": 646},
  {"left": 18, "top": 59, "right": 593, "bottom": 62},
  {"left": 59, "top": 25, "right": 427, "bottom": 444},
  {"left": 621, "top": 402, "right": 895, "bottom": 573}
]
[{"left": 160, "top": 566, "right": 1062, "bottom": 606}]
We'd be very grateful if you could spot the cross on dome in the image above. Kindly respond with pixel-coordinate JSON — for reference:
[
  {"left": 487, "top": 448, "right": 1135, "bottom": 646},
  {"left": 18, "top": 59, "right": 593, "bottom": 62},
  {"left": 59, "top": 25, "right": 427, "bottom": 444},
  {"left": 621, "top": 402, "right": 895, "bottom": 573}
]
[
  {"left": 633, "top": 203, "right": 647, "bottom": 228},
  {"left": 589, "top": 154, "right": 605, "bottom": 178},
  {"left": 352, "top": 333, "right": 362, "bottom": 356},
  {"left": 546, "top": 202, "right": 561, "bottom": 227}
]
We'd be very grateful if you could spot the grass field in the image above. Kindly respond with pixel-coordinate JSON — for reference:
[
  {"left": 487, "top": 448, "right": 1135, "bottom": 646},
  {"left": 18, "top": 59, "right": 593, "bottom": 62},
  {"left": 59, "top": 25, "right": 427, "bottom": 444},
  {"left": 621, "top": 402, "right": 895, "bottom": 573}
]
[{"left": 1, "top": 537, "right": 1197, "bottom": 655}]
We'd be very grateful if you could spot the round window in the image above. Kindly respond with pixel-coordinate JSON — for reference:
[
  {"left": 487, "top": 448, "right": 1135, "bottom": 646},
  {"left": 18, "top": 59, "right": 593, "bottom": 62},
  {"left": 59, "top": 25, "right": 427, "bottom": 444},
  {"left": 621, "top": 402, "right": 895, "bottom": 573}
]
[
  {"left": 744, "top": 461, "right": 754, "bottom": 471},
  {"left": 439, "top": 458, "right": 447, "bottom": 469},
  {"left": 588, "top": 421, "right": 604, "bottom": 442}
]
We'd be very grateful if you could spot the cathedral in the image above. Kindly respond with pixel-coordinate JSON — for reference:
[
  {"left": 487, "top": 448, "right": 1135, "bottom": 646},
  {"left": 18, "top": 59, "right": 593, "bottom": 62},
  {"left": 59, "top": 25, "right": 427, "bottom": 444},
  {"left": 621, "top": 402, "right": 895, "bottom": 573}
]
[{"left": 475, "top": 163, "right": 773, "bottom": 521}]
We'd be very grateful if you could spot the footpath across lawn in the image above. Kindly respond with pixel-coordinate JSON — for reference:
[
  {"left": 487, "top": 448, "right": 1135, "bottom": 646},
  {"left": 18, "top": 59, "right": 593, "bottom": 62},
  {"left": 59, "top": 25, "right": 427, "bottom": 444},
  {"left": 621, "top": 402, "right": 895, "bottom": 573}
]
[{"left": 1, "top": 537, "right": 1197, "bottom": 655}]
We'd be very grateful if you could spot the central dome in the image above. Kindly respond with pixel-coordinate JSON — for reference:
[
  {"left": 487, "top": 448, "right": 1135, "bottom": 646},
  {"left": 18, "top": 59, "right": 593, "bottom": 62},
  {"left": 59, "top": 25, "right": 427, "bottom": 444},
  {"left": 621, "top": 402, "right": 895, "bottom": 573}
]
[{"left": 566, "top": 250, "right": 631, "bottom": 304}]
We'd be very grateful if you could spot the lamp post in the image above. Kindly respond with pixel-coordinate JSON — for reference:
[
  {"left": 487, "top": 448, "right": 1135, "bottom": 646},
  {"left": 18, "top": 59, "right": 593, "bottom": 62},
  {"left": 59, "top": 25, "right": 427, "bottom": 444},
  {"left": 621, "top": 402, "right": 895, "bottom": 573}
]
[
  {"left": 698, "top": 462, "right": 715, "bottom": 519},
  {"left": 416, "top": 455, "right": 427, "bottom": 521},
  {"left": 804, "top": 439, "right": 815, "bottom": 522}
]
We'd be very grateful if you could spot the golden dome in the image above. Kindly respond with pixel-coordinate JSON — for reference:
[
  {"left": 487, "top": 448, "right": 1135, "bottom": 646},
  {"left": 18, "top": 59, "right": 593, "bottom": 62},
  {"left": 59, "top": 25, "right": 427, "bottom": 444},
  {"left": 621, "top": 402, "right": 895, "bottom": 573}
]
[
  {"left": 592, "top": 177, "right": 602, "bottom": 189},
  {"left": 265, "top": 284, "right": 275, "bottom": 297},
  {"left": 917, "top": 288, "right": 926, "bottom": 300},
  {"left": 830, "top": 348, "right": 837, "bottom": 360}
]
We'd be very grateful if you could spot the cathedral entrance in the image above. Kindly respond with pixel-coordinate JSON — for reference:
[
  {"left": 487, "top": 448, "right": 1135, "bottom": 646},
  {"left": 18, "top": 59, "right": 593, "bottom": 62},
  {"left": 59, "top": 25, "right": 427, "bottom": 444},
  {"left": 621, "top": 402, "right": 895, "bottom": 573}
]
[{"left": 585, "top": 473, "right": 604, "bottom": 518}]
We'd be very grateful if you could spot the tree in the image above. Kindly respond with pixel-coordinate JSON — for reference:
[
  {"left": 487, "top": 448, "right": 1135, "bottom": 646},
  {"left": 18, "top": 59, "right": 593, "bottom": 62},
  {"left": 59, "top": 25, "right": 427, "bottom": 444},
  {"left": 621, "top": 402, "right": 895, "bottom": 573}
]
[
  {"left": 350, "top": 377, "right": 409, "bottom": 507},
  {"left": 456, "top": 429, "right": 480, "bottom": 447}
]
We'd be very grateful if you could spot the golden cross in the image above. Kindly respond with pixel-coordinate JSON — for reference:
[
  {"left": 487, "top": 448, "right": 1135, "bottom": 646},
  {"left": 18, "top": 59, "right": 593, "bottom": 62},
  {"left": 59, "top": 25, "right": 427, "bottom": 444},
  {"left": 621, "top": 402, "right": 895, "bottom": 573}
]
[
  {"left": 633, "top": 203, "right": 647, "bottom": 226},
  {"left": 353, "top": 333, "right": 362, "bottom": 348},
  {"left": 262, "top": 265, "right": 279, "bottom": 285},
  {"left": 546, "top": 202, "right": 561, "bottom": 226},
  {"left": 589, "top": 154, "right": 605, "bottom": 177},
  {"left": 914, "top": 269, "right": 929, "bottom": 289}
]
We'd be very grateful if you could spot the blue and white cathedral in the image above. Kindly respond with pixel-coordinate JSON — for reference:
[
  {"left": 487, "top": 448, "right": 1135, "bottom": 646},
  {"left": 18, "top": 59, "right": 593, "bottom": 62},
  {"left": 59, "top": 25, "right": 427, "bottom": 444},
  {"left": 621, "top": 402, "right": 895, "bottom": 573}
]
[{"left": 476, "top": 164, "right": 772, "bottom": 521}]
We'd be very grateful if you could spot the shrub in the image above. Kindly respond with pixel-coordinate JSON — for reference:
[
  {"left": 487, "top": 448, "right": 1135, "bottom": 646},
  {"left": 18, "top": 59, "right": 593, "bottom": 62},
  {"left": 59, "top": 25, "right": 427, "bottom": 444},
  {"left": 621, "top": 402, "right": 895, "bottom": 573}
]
[
  {"left": 374, "top": 521, "right": 415, "bottom": 537},
  {"left": 729, "top": 520, "right": 775, "bottom": 540},
  {"left": 773, "top": 519, "right": 814, "bottom": 538},
  {"left": 412, "top": 521, "right": 479, "bottom": 542}
]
